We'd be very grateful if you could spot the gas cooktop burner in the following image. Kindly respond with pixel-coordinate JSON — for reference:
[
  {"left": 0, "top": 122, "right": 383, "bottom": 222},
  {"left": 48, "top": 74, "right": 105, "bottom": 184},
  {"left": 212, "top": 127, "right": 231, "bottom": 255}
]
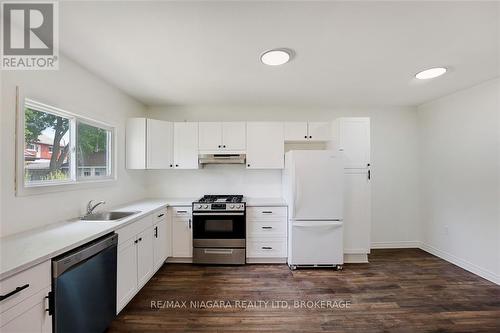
[
  {"left": 193, "top": 195, "right": 245, "bottom": 212},
  {"left": 197, "top": 195, "right": 243, "bottom": 203}
]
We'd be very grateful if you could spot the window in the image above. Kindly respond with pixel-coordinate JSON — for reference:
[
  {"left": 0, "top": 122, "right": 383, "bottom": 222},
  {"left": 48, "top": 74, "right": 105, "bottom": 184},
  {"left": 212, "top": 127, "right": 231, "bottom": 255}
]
[{"left": 22, "top": 99, "right": 115, "bottom": 189}]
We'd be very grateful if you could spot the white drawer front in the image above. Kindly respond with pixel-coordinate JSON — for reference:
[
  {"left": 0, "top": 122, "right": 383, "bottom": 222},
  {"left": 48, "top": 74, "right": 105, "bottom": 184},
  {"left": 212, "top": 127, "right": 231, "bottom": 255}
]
[
  {"left": 247, "top": 207, "right": 287, "bottom": 219},
  {"left": 153, "top": 208, "right": 167, "bottom": 223},
  {"left": 171, "top": 207, "right": 192, "bottom": 217},
  {"left": 247, "top": 239, "right": 287, "bottom": 258},
  {"left": 247, "top": 221, "right": 287, "bottom": 238},
  {"left": 116, "top": 215, "right": 153, "bottom": 245},
  {"left": 0, "top": 261, "right": 51, "bottom": 314}
]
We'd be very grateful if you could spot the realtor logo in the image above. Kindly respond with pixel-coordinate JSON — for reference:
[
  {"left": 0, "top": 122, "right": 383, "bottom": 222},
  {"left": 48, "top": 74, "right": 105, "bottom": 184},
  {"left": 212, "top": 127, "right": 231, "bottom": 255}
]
[{"left": 1, "top": 1, "right": 58, "bottom": 70}]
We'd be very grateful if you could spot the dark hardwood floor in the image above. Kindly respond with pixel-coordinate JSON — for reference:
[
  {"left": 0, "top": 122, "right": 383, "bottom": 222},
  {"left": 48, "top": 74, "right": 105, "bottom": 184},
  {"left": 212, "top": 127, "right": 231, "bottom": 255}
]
[{"left": 109, "top": 249, "right": 500, "bottom": 332}]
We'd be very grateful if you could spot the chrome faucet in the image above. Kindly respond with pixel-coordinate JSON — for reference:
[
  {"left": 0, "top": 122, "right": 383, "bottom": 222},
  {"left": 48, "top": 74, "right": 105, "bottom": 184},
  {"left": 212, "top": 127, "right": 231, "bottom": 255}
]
[{"left": 87, "top": 200, "right": 106, "bottom": 215}]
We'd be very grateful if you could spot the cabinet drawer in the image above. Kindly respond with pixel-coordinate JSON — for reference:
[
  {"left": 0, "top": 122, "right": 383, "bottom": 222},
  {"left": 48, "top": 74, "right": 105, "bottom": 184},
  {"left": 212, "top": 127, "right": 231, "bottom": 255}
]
[
  {"left": 153, "top": 208, "right": 167, "bottom": 223},
  {"left": 171, "top": 207, "right": 192, "bottom": 217},
  {"left": 247, "top": 207, "right": 286, "bottom": 219},
  {"left": 247, "top": 221, "right": 286, "bottom": 238},
  {"left": 116, "top": 215, "right": 153, "bottom": 245},
  {"left": 247, "top": 239, "right": 287, "bottom": 258},
  {"left": 0, "top": 261, "right": 51, "bottom": 314}
]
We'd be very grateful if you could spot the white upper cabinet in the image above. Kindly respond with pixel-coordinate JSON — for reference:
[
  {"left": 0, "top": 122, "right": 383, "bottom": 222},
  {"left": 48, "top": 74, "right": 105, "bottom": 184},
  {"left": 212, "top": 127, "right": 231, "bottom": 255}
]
[
  {"left": 198, "top": 122, "right": 222, "bottom": 151},
  {"left": 333, "top": 117, "right": 371, "bottom": 169},
  {"left": 174, "top": 122, "right": 199, "bottom": 169},
  {"left": 126, "top": 118, "right": 147, "bottom": 169},
  {"left": 284, "top": 121, "right": 331, "bottom": 142},
  {"left": 147, "top": 119, "right": 174, "bottom": 169},
  {"left": 199, "top": 122, "right": 246, "bottom": 152},
  {"left": 222, "top": 122, "right": 246, "bottom": 151},
  {"left": 126, "top": 118, "right": 174, "bottom": 169},
  {"left": 307, "top": 122, "right": 331, "bottom": 141},
  {"left": 246, "top": 122, "right": 284, "bottom": 169},
  {"left": 284, "top": 122, "right": 308, "bottom": 141}
]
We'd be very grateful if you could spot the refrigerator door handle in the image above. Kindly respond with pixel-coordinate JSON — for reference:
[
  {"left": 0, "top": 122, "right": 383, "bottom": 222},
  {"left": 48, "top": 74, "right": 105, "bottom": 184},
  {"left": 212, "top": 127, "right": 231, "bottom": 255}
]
[{"left": 293, "top": 221, "right": 343, "bottom": 228}]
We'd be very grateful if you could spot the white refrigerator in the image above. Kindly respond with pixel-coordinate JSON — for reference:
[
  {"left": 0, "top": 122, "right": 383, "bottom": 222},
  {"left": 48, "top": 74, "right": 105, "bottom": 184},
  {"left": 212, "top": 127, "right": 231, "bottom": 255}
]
[{"left": 283, "top": 150, "right": 344, "bottom": 269}]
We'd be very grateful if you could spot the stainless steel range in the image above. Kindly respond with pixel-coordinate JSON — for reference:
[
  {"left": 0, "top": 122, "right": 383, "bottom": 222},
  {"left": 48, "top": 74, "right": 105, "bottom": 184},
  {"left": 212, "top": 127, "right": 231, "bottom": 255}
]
[{"left": 192, "top": 195, "right": 246, "bottom": 265}]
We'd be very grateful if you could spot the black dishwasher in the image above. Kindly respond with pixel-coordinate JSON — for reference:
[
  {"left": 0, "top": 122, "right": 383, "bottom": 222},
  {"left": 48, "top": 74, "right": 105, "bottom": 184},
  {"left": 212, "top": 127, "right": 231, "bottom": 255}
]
[{"left": 52, "top": 233, "right": 118, "bottom": 333}]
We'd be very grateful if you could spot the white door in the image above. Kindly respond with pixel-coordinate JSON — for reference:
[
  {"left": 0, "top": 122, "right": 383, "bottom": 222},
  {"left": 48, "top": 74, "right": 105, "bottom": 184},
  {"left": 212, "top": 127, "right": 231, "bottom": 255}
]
[
  {"left": 198, "top": 122, "right": 222, "bottom": 151},
  {"left": 117, "top": 238, "right": 138, "bottom": 313},
  {"left": 339, "top": 118, "right": 370, "bottom": 169},
  {"left": 174, "top": 122, "right": 199, "bottom": 169},
  {"left": 147, "top": 119, "right": 174, "bottom": 169},
  {"left": 246, "top": 122, "right": 284, "bottom": 169},
  {"left": 222, "top": 122, "right": 246, "bottom": 151},
  {"left": 307, "top": 122, "right": 331, "bottom": 141},
  {"left": 284, "top": 122, "right": 308, "bottom": 141},
  {"left": 172, "top": 217, "right": 192, "bottom": 257},
  {"left": 343, "top": 171, "right": 371, "bottom": 254},
  {"left": 288, "top": 221, "right": 343, "bottom": 265},
  {"left": 126, "top": 118, "right": 146, "bottom": 169},
  {"left": 153, "top": 220, "right": 168, "bottom": 270},
  {"left": 137, "top": 226, "right": 154, "bottom": 288},
  {"left": 288, "top": 151, "right": 343, "bottom": 220}
]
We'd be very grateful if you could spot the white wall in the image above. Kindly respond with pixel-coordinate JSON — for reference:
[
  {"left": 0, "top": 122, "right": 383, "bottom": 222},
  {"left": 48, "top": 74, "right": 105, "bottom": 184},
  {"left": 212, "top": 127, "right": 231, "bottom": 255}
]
[
  {"left": 146, "top": 106, "right": 421, "bottom": 247},
  {"left": 0, "top": 55, "right": 147, "bottom": 237},
  {"left": 418, "top": 78, "right": 500, "bottom": 284}
]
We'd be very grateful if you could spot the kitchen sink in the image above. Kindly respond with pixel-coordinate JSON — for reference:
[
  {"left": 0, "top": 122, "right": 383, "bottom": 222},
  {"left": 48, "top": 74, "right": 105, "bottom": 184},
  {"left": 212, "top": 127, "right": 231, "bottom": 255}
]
[{"left": 81, "top": 211, "right": 140, "bottom": 221}]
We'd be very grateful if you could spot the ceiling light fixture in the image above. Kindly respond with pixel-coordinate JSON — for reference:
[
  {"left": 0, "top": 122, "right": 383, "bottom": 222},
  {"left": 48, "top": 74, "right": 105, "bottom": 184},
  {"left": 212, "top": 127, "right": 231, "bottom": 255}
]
[
  {"left": 415, "top": 67, "right": 447, "bottom": 80},
  {"left": 260, "top": 49, "right": 293, "bottom": 66}
]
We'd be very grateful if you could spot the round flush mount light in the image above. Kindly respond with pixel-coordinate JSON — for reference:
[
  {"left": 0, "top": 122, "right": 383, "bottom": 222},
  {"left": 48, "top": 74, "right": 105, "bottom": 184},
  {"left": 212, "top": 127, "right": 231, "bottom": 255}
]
[
  {"left": 415, "top": 67, "right": 447, "bottom": 80},
  {"left": 260, "top": 48, "right": 293, "bottom": 66}
]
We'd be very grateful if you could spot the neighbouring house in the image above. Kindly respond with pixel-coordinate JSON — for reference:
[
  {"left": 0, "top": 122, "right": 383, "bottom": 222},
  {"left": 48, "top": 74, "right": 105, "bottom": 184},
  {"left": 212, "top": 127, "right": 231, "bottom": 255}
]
[{"left": 24, "top": 134, "right": 69, "bottom": 181}]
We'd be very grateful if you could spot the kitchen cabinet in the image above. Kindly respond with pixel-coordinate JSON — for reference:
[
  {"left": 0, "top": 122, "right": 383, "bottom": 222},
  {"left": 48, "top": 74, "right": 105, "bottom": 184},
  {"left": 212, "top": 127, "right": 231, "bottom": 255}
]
[
  {"left": 116, "top": 214, "right": 159, "bottom": 313},
  {"left": 126, "top": 118, "right": 174, "bottom": 169},
  {"left": 332, "top": 117, "right": 371, "bottom": 169},
  {"left": 343, "top": 171, "right": 371, "bottom": 257},
  {"left": 199, "top": 122, "right": 246, "bottom": 152},
  {"left": 174, "top": 122, "right": 199, "bottom": 169},
  {"left": 153, "top": 213, "right": 168, "bottom": 271},
  {"left": 246, "top": 122, "right": 284, "bottom": 169},
  {"left": 284, "top": 121, "right": 330, "bottom": 142},
  {"left": 246, "top": 206, "right": 287, "bottom": 263},
  {"left": 171, "top": 207, "right": 193, "bottom": 259},
  {"left": 137, "top": 226, "right": 154, "bottom": 288},
  {"left": 0, "top": 261, "right": 52, "bottom": 333}
]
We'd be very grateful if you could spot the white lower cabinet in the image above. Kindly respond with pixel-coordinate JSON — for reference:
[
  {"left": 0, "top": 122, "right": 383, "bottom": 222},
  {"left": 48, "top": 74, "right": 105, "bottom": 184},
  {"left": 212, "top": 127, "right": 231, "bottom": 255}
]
[
  {"left": 116, "top": 209, "right": 169, "bottom": 313},
  {"left": 0, "top": 261, "right": 52, "bottom": 333},
  {"left": 171, "top": 207, "right": 193, "bottom": 259},
  {"left": 246, "top": 206, "right": 287, "bottom": 263}
]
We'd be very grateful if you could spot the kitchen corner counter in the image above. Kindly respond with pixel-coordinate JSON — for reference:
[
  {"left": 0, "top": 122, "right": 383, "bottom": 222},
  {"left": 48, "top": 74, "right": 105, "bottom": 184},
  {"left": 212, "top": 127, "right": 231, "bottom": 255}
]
[
  {"left": 244, "top": 197, "right": 287, "bottom": 207},
  {"left": 0, "top": 199, "right": 168, "bottom": 280}
]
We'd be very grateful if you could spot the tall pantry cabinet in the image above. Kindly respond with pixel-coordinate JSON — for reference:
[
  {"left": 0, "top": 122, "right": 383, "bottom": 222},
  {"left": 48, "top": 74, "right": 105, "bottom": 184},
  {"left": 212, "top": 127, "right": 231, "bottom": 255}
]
[{"left": 331, "top": 117, "right": 372, "bottom": 263}]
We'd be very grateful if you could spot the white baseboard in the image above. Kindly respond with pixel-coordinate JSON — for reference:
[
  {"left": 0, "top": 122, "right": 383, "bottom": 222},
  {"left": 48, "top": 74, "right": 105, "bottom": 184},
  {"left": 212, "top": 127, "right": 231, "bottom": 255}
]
[
  {"left": 246, "top": 257, "right": 287, "bottom": 264},
  {"left": 420, "top": 243, "right": 500, "bottom": 286},
  {"left": 371, "top": 241, "right": 421, "bottom": 249},
  {"left": 344, "top": 253, "right": 368, "bottom": 263}
]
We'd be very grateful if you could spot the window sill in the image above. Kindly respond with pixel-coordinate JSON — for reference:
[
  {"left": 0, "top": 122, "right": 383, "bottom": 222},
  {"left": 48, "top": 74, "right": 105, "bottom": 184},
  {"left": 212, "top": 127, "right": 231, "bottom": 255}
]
[{"left": 17, "top": 177, "right": 117, "bottom": 197}]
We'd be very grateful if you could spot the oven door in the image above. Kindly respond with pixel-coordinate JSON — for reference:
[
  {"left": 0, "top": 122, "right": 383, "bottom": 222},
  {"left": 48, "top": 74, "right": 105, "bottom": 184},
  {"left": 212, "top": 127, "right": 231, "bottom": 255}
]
[{"left": 192, "top": 212, "right": 245, "bottom": 241}]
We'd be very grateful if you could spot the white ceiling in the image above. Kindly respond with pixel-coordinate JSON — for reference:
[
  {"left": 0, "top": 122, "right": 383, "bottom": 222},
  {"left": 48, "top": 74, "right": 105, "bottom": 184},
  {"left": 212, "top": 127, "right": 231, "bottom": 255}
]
[{"left": 59, "top": 1, "right": 499, "bottom": 107}]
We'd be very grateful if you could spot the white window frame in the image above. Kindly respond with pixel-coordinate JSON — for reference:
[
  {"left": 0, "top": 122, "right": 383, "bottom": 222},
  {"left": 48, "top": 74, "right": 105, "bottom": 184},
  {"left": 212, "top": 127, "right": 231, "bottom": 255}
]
[{"left": 16, "top": 88, "right": 117, "bottom": 196}]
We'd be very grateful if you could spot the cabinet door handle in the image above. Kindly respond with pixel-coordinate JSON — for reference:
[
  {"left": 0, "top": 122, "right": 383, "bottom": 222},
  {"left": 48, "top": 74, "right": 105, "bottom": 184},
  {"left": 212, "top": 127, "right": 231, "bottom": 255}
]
[
  {"left": 139, "top": 237, "right": 142, "bottom": 242},
  {"left": 218, "top": 145, "right": 221, "bottom": 148},
  {"left": 261, "top": 246, "right": 273, "bottom": 250},
  {"left": 134, "top": 239, "right": 138, "bottom": 244},
  {"left": 157, "top": 213, "right": 165, "bottom": 218},
  {"left": 188, "top": 219, "right": 192, "bottom": 229},
  {"left": 45, "top": 291, "right": 54, "bottom": 316},
  {"left": 154, "top": 226, "right": 158, "bottom": 238},
  {"left": 177, "top": 210, "right": 187, "bottom": 214},
  {"left": 368, "top": 169, "right": 371, "bottom": 180},
  {"left": 1, "top": 284, "right": 29, "bottom": 301},
  {"left": 309, "top": 136, "right": 312, "bottom": 139},
  {"left": 169, "top": 164, "right": 173, "bottom": 168},
  {"left": 262, "top": 211, "right": 273, "bottom": 214},
  {"left": 175, "top": 164, "right": 179, "bottom": 167},
  {"left": 262, "top": 226, "right": 273, "bottom": 229},
  {"left": 247, "top": 164, "right": 251, "bottom": 167},
  {"left": 223, "top": 145, "right": 226, "bottom": 148}
]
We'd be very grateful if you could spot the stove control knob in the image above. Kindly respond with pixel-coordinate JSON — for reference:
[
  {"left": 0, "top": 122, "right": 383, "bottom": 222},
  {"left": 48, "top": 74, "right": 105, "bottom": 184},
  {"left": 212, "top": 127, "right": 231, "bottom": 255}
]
[
  {"left": 204, "top": 205, "right": 209, "bottom": 209},
  {"left": 229, "top": 204, "right": 235, "bottom": 209},
  {"left": 236, "top": 204, "right": 241, "bottom": 209}
]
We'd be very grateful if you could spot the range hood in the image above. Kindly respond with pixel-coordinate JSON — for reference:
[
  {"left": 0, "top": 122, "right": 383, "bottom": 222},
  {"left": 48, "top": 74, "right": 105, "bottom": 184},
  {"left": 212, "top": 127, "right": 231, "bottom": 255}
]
[{"left": 198, "top": 153, "right": 246, "bottom": 165}]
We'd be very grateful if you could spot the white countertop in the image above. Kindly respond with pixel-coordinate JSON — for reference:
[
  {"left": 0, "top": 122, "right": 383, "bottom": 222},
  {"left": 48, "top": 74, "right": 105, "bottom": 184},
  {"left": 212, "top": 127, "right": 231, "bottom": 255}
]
[{"left": 0, "top": 197, "right": 287, "bottom": 280}]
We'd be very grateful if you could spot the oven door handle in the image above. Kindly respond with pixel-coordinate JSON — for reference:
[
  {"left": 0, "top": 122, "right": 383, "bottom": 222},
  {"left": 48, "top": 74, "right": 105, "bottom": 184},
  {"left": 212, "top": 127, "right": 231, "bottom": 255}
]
[{"left": 192, "top": 212, "right": 245, "bottom": 216}]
